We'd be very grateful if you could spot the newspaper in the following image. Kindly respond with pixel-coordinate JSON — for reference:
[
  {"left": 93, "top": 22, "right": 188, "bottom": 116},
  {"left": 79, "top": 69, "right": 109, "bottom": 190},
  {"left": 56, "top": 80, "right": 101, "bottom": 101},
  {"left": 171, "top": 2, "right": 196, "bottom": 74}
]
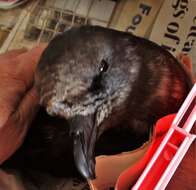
[
  {"left": 150, "top": 0, "right": 196, "bottom": 74},
  {"left": 150, "top": 0, "right": 196, "bottom": 57},
  {"left": 109, "top": 0, "right": 164, "bottom": 37},
  {"left": 109, "top": 0, "right": 196, "bottom": 73}
]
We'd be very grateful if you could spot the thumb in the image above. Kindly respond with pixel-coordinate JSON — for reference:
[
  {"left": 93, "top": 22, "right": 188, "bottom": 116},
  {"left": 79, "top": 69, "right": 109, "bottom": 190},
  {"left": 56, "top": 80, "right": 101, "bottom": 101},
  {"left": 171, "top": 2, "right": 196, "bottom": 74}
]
[{"left": 15, "top": 44, "right": 47, "bottom": 88}]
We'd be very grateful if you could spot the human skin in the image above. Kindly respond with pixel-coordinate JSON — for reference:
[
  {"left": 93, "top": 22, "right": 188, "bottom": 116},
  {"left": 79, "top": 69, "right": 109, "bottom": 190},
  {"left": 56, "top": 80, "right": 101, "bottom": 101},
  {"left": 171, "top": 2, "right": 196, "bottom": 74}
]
[{"left": 0, "top": 45, "right": 46, "bottom": 164}]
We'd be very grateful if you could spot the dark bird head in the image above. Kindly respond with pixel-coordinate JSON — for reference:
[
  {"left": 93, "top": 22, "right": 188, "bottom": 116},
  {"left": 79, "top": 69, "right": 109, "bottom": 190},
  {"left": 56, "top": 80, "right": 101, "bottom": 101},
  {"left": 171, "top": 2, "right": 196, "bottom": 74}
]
[{"left": 35, "top": 26, "right": 140, "bottom": 179}]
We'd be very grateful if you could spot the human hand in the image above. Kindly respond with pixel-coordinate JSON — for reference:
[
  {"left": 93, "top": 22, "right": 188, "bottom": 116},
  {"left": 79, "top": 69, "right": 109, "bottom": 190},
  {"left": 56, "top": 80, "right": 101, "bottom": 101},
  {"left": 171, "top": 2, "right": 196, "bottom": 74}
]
[
  {"left": 0, "top": 45, "right": 46, "bottom": 164},
  {"left": 177, "top": 53, "right": 192, "bottom": 72}
]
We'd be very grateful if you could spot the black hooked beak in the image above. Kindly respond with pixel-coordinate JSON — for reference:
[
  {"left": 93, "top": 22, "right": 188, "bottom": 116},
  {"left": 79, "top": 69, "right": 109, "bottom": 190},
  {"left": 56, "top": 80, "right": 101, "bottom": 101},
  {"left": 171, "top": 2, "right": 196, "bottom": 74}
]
[{"left": 69, "top": 114, "right": 97, "bottom": 179}]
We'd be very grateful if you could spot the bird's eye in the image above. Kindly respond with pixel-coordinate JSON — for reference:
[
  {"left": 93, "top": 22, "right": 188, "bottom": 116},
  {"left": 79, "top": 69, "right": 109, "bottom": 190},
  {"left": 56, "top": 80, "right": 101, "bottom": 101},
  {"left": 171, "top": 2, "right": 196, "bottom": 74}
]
[{"left": 99, "top": 59, "right": 109, "bottom": 73}]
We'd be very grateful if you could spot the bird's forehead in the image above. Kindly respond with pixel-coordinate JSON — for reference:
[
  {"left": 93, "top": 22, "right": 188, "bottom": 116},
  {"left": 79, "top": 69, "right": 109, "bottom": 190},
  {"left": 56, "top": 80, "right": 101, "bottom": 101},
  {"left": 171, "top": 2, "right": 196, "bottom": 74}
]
[{"left": 59, "top": 30, "right": 112, "bottom": 67}]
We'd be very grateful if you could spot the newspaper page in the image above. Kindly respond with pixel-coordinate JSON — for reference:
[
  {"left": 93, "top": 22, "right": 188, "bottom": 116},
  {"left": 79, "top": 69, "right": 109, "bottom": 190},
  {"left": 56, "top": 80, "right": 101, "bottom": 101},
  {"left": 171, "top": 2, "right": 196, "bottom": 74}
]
[
  {"left": 109, "top": 0, "right": 164, "bottom": 37},
  {"left": 150, "top": 0, "right": 196, "bottom": 57}
]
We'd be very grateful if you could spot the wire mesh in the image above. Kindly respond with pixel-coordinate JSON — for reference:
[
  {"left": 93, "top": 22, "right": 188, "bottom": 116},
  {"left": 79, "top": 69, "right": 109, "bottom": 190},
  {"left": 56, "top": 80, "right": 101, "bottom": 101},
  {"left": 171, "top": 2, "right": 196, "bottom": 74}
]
[{"left": 23, "top": 0, "right": 116, "bottom": 44}]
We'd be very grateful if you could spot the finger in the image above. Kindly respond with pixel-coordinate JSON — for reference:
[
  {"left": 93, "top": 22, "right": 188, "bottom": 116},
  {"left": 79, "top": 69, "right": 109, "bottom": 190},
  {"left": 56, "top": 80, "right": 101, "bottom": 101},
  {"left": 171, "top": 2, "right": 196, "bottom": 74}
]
[
  {"left": 177, "top": 53, "right": 192, "bottom": 71},
  {"left": 0, "top": 87, "right": 40, "bottom": 164},
  {"left": 16, "top": 87, "right": 40, "bottom": 127},
  {"left": 0, "top": 45, "right": 46, "bottom": 128},
  {"left": 0, "top": 48, "right": 27, "bottom": 61},
  {"left": 0, "top": 76, "right": 29, "bottom": 128},
  {"left": 17, "top": 44, "right": 47, "bottom": 70},
  {"left": 15, "top": 44, "right": 47, "bottom": 88}
]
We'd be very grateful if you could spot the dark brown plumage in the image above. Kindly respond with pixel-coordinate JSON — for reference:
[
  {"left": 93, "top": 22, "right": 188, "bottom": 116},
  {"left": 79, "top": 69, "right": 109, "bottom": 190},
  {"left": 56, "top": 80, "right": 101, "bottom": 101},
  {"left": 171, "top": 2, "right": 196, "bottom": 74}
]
[
  {"left": 34, "top": 25, "right": 193, "bottom": 179},
  {"left": 2, "top": 26, "right": 193, "bottom": 188}
]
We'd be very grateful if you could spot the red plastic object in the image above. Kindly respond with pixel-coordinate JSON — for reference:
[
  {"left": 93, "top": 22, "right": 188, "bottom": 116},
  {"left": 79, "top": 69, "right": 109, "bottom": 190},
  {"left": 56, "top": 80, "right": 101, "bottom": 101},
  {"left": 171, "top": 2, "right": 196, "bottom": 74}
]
[{"left": 132, "top": 83, "right": 196, "bottom": 190}]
